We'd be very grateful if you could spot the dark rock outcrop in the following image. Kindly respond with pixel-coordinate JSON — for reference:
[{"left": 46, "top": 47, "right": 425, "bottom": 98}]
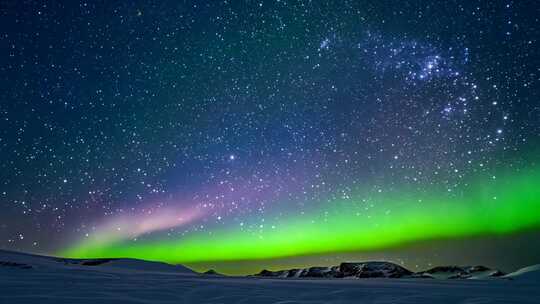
[
  {"left": 253, "top": 262, "right": 503, "bottom": 280},
  {"left": 203, "top": 269, "right": 224, "bottom": 276},
  {"left": 0, "top": 261, "right": 32, "bottom": 269},
  {"left": 339, "top": 262, "right": 413, "bottom": 278},
  {"left": 54, "top": 257, "right": 118, "bottom": 266},
  {"left": 254, "top": 261, "right": 413, "bottom": 279},
  {"left": 80, "top": 259, "right": 116, "bottom": 266},
  {"left": 418, "top": 265, "right": 505, "bottom": 279}
]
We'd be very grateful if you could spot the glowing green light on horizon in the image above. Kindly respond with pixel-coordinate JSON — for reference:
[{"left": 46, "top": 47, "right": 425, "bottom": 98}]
[{"left": 60, "top": 168, "right": 540, "bottom": 264}]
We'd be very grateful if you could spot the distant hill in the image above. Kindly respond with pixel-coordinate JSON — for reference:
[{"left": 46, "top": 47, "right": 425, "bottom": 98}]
[{"left": 0, "top": 249, "right": 195, "bottom": 274}]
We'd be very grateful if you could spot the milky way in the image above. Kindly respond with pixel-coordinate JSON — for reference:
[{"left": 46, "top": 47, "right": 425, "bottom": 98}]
[{"left": 0, "top": 1, "right": 539, "bottom": 273}]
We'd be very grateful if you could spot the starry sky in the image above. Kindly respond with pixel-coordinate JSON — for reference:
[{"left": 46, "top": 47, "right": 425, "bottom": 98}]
[{"left": 1, "top": 1, "right": 539, "bottom": 274}]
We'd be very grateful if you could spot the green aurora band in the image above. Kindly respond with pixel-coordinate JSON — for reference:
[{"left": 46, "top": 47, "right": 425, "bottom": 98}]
[{"left": 60, "top": 167, "right": 540, "bottom": 264}]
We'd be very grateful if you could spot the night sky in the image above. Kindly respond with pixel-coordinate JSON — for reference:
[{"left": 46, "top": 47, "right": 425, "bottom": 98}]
[{"left": 1, "top": 1, "right": 539, "bottom": 274}]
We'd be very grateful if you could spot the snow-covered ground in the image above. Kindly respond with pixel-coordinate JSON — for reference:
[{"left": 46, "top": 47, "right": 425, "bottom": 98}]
[{"left": 0, "top": 250, "right": 539, "bottom": 304}]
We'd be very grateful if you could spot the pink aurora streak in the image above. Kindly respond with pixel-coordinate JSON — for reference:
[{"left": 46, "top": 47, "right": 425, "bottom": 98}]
[
  {"left": 86, "top": 204, "right": 205, "bottom": 246},
  {"left": 81, "top": 168, "right": 313, "bottom": 247}
]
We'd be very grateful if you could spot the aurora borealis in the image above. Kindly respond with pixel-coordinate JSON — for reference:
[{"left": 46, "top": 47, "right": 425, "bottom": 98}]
[
  {"left": 62, "top": 164, "right": 540, "bottom": 264},
  {"left": 1, "top": 1, "right": 540, "bottom": 274}
]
